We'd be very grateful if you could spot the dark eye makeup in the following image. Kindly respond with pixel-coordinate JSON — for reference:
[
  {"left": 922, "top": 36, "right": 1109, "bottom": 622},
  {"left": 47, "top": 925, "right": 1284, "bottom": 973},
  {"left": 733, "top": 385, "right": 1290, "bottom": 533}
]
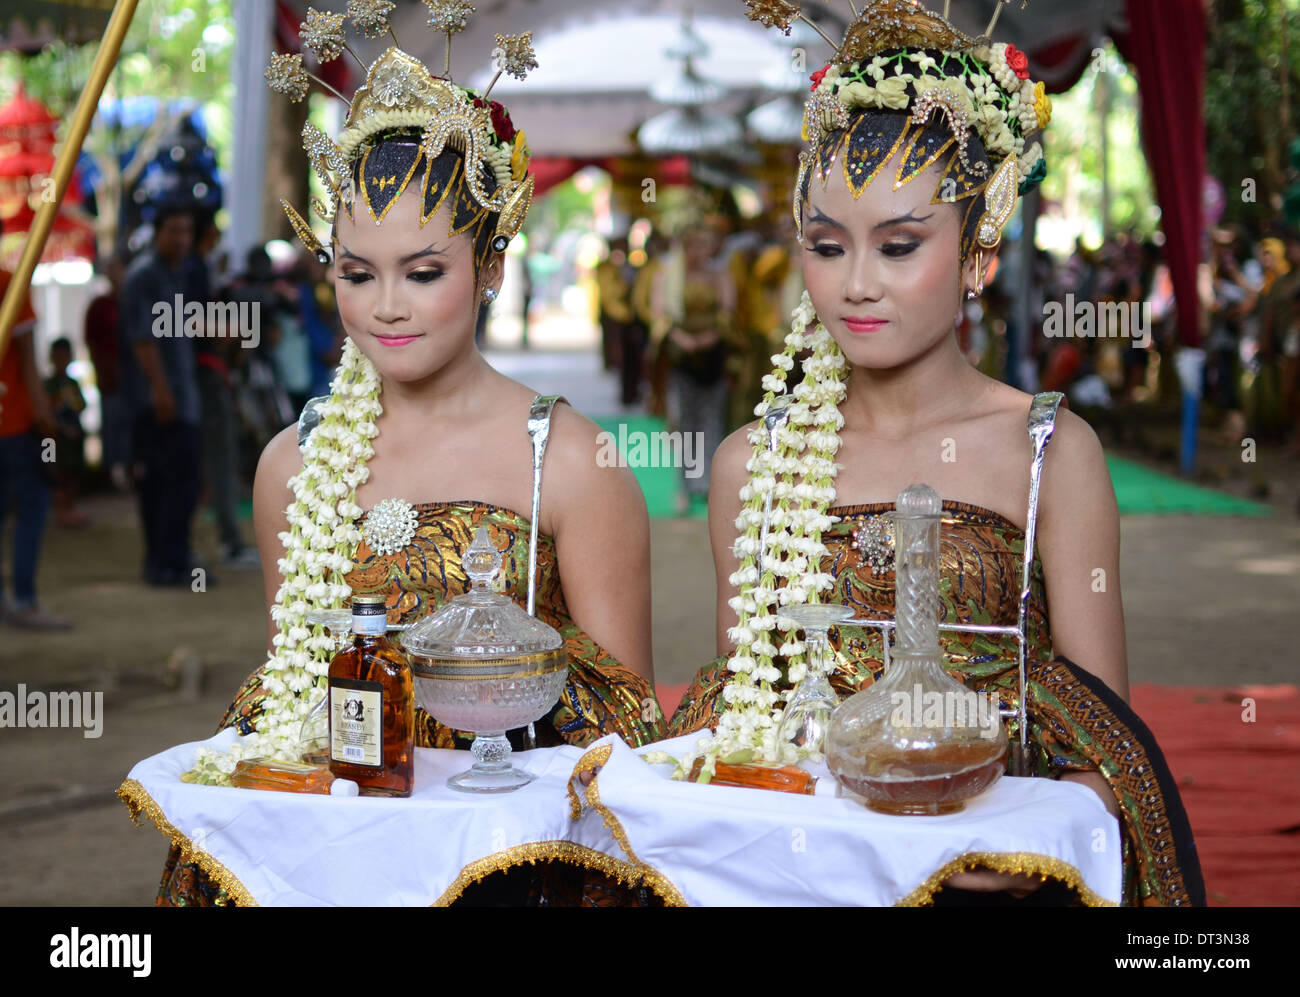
[
  {"left": 809, "top": 243, "right": 843, "bottom": 258},
  {"left": 338, "top": 268, "right": 445, "bottom": 285},
  {"left": 882, "top": 241, "right": 921, "bottom": 257},
  {"left": 805, "top": 239, "right": 921, "bottom": 259}
]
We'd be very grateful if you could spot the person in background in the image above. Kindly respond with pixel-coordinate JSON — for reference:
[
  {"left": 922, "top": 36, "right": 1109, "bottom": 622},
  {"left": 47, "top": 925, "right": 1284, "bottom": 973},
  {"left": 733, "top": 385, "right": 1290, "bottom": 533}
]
[
  {"left": 84, "top": 253, "right": 129, "bottom": 490},
  {"left": 595, "top": 235, "right": 635, "bottom": 381},
  {"left": 660, "top": 224, "right": 734, "bottom": 512},
  {"left": 1207, "top": 229, "right": 1255, "bottom": 442},
  {"left": 269, "top": 256, "right": 314, "bottom": 417},
  {"left": 44, "top": 336, "right": 88, "bottom": 528},
  {"left": 290, "top": 248, "right": 343, "bottom": 402},
  {"left": 726, "top": 215, "right": 795, "bottom": 433},
  {"left": 225, "top": 246, "right": 296, "bottom": 451},
  {"left": 119, "top": 202, "right": 207, "bottom": 587},
  {"left": 634, "top": 231, "right": 672, "bottom": 417},
  {"left": 0, "top": 224, "right": 73, "bottom": 629},
  {"left": 615, "top": 239, "right": 649, "bottom": 408},
  {"left": 188, "top": 223, "right": 261, "bottom": 571},
  {"left": 1278, "top": 234, "right": 1300, "bottom": 458},
  {"left": 1251, "top": 235, "right": 1294, "bottom": 440},
  {"left": 520, "top": 245, "right": 535, "bottom": 350}
]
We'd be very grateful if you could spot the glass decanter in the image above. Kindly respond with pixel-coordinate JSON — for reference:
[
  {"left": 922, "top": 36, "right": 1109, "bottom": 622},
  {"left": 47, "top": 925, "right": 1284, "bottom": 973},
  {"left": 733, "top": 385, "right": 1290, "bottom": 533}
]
[
  {"left": 775, "top": 603, "right": 855, "bottom": 757},
  {"left": 825, "top": 484, "right": 1007, "bottom": 815},
  {"left": 400, "top": 526, "right": 568, "bottom": 793}
]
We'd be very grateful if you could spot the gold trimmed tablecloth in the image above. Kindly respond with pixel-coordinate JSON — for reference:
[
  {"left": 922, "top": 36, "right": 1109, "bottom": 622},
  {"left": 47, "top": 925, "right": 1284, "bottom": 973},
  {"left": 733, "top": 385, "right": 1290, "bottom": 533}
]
[{"left": 118, "top": 730, "right": 1119, "bottom": 906}]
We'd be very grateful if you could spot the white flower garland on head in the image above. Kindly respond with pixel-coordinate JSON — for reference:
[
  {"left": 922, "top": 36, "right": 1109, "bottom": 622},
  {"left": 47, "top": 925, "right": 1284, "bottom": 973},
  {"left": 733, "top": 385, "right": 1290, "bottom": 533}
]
[
  {"left": 655, "top": 292, "right": 849, "bottom": 782},
  {"left": 185, "top": 338, "right": 383, "bottom": 784}
]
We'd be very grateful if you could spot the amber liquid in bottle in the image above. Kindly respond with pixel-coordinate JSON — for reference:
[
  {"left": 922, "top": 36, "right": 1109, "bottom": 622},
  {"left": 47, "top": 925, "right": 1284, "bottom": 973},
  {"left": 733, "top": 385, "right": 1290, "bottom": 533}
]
[
  {"left": 688, "top": 759, "right": 817, "bottom": 795},
  {"left": 836, "top": 741, "right": 1007, "bottom": 816},
  {"left": 327, "top": 598, "right": 414, "bottom": 797}
]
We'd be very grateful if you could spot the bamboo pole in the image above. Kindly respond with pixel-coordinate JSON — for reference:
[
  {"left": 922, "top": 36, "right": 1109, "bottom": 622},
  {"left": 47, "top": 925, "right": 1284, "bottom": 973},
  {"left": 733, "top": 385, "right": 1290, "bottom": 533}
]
[{"left": 0, "top": 0, "right": 141, "bottom": 363}]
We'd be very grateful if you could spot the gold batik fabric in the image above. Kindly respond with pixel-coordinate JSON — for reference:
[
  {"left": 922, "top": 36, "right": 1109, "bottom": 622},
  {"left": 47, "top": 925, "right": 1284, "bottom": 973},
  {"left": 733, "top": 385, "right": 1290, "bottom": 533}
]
[
  {"left": 669, "top": 501, "right": 1205, "bottom": 907},
  {"left": 157, "top": 500, "right": 665, "bottom": 907}
]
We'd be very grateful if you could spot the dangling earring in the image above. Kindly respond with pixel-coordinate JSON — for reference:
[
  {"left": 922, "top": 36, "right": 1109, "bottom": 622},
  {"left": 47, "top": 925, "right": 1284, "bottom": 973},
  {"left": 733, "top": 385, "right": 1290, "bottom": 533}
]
[{"left": 482, "top": 287, "right": 498, "bottom": 304}]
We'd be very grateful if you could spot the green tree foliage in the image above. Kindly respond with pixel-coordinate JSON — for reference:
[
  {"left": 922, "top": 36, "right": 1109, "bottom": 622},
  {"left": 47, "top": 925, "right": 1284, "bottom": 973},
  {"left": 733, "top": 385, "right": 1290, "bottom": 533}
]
[
  {"left": 1036, "top": 40, "right": 1157, "bottom": 249},
  {"left": 0, "top": 1, "right": 234, "bottom": 254},
  {"left": 1206, "top": 0, "right": 1300, "bottom": 228}
]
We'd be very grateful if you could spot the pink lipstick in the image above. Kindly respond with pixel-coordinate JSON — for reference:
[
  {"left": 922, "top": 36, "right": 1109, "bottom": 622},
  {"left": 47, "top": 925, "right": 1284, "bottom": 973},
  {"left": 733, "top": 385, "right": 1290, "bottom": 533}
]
[
  {"left": 373, "top": 334, "right": 420, "bottom": 347},
  {"left": 843, "top": 317, "right": 888, "bottom": 334}
]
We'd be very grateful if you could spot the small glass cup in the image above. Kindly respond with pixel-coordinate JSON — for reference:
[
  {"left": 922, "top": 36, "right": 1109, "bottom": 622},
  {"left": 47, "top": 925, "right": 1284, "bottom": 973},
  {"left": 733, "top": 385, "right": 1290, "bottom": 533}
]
[{"left": 774, "top": 603, "right": 855, "bottom": 757}]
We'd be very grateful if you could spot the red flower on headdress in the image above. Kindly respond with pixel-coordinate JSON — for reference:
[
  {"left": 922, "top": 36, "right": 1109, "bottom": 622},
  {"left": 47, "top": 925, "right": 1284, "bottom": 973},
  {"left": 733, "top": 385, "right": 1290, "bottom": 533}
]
[
  {"left": 1004, "top": 44, "right": 1030, "bottom": 79},
  {"left": 472, "top": 97, "right": 517, "bottom": 144},
  {"left": 809, "top": 64, "right": 830, "bottom": 91}
]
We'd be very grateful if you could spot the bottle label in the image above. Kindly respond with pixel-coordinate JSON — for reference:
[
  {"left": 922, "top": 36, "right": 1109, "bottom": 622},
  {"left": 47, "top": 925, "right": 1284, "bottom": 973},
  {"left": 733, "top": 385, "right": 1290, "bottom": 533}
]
[
  {"left": 351, "top": 604, "right": 388, "bottom": 637},
  {"left": 329, "top": 678, "right": 383, "bottom": 768}
]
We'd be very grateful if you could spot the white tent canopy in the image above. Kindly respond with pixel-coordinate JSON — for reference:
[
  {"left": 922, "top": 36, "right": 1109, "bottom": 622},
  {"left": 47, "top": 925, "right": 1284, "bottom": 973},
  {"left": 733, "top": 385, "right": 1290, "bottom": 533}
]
[
  {"left": 228, "top": 0, "right": 1129, "bottom": 252},
  {"left": 382, "top": 0, "right": 1127, "bottom": 157},
  {"left": 431, "top": 11, "right": 828, "bottom": 158}
]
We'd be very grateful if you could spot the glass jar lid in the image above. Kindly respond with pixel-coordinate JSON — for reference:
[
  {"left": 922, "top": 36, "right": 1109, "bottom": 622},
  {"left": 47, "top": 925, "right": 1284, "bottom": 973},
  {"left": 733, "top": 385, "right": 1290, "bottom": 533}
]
[{"left": 399, "top": 526, "right": 564, "bottom": 660}]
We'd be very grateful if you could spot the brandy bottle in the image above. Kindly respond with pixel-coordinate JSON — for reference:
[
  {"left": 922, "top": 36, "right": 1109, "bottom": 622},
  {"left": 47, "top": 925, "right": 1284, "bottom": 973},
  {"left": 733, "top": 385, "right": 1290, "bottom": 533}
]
[{"left": 327, "top": 594, "right": 414, "bottom": 797}]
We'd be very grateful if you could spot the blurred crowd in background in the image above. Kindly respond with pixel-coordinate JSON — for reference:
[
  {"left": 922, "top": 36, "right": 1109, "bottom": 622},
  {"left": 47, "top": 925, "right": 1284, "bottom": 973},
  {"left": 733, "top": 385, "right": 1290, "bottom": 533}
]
[{"left": 6, "top": 193, "right": 1300, "bottom": 625}]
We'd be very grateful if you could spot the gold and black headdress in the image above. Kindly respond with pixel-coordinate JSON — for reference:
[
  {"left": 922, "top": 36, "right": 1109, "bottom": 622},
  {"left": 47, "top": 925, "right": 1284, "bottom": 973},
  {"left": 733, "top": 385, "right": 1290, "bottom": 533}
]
[
  {"left": 265, "top": 1, "right": 537, "bottom": 271},
  {"left": 743, "top": 1, "right": 1051, "bottom": 259}
]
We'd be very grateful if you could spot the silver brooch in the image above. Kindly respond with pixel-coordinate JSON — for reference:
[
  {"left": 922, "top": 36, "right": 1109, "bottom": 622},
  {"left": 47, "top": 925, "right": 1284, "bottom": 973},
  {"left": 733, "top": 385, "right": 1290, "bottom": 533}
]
[
  {"left": 362, "top": 497, "right": 418, "bottom": 556},
  {"left": 851, "top": 514, "right": 894, "bottom": 575}
]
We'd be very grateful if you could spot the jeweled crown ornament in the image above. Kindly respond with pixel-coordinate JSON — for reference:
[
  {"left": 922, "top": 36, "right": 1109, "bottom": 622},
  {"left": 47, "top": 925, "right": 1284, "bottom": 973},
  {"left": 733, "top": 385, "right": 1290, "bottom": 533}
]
[
  {"left": 266, "top": 0, "right": 537, "bottom": 267},
  {"left": 742, "top": 1, "right": 1050, "bottom": 257}
]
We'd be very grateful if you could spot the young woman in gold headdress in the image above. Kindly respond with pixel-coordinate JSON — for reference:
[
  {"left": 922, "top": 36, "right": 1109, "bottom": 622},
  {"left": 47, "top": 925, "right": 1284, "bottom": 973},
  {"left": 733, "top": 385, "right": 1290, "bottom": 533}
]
[
  {"left": 150, "top": 4, "right": 663, "bottom": 906},
  {"left": 670, "top": 0, "right": 1203, "bottom": 906}
]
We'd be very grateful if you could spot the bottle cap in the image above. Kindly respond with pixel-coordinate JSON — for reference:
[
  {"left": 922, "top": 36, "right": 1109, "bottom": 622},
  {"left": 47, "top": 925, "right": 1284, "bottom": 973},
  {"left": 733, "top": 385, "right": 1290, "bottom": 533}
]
[{"left": 329, "top": 778, "right": 360, "bottom": 797}]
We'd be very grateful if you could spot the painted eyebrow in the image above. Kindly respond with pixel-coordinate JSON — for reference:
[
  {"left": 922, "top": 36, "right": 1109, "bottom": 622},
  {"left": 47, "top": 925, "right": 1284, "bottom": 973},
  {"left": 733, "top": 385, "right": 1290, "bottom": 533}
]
[
  {"left": 873, "top": 210, "right": 934, "bottom": 231},
  {"left": 804, "top": 208, "right": 936, "bottom": 234},
  {"left": 805, "top": 207, "right": 846, "bottom": 232},
  {"left": 338, "top": 244, "right": 446, "bottom": 265}
]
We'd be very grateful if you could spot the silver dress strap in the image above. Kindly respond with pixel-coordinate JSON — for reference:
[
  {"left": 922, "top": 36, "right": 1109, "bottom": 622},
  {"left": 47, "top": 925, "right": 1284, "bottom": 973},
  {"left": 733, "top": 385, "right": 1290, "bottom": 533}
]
[
  {"left": 296, "top": 395, "right": 330, "bottom": 449},
  {"left": 1010, "top": 390, "right": 1065, "bottom": 775},
  {"left": 524, "top": 394, "right": 566, "bottom": 751},
  {"left": 525, "top": 394, "right": 567, "bottom": 617}
]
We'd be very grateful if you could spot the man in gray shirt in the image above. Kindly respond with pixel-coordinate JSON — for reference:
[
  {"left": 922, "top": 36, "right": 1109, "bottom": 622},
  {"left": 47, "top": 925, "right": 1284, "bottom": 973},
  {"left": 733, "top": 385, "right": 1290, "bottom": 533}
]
[{"left": 119, "top": 203, "right": 205, "bottom": 586}]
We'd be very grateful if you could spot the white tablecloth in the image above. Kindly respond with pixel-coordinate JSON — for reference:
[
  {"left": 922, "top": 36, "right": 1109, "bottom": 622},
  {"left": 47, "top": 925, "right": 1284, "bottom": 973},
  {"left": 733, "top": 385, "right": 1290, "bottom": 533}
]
[{"left": 120, "top": 729, "right": 1122, "bottom": 906}]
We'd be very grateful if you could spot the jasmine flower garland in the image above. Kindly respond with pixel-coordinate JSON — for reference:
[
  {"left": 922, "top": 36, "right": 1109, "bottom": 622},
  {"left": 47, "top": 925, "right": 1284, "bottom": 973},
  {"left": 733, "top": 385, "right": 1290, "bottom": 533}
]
[
  {"left": 657, "top": 293, "right": 849, "bottom": 781},
  {"left": 185, "top": 338, "right": 383, "bottom": 784}
]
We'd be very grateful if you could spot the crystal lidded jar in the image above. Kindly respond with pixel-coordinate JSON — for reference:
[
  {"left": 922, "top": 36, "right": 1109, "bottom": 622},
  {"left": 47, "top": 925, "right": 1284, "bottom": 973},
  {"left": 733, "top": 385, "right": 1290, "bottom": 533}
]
[
  {"left": 825, "top": 484, "right": 1007, "bottom": 815},
  {"left": 400, "top": 526, "right": 567, "bottom": 793}
]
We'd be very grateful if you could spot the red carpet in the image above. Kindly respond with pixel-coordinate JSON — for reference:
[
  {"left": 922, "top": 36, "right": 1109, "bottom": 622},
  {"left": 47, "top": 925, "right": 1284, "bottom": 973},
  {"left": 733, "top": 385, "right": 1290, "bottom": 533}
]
[
  {"left": 654, "top": 681, "right": 1300, "bottom": 906},
  {"left": 1130, "top": 683, "right": 1300, "bottom": 907}
]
